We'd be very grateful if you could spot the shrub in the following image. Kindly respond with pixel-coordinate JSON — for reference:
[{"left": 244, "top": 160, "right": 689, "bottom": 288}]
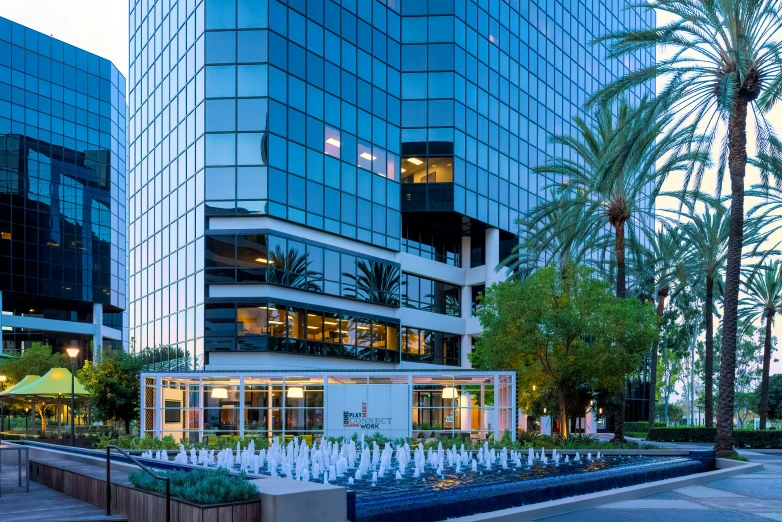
[
  {"left": 624, "top": 421, "right": 666, "bottom": 433},
  {"left": 647, "top": 427, "right": 782, "bottom": 448},
  {"left": 129, "top": 468, "right": 258, "bottom": 504},
  {"left": 647, "top": 427, "right": 716, "bottom": 443}
]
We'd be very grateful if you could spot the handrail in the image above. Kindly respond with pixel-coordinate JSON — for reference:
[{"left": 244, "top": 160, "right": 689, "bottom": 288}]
[{"left": 106, "top": 445, "right": 170, "bottom": 522}]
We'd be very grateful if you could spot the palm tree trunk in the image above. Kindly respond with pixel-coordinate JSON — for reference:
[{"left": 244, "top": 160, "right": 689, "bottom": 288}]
[
  {"left": 648, "top": 289, "right": 666, "bottom": 430},
  {"left": 612, "top": 219, "right": 627, "bottom": 442},
  {"left": 759, "top": 313, "right": 774, "bottom": 430},
  {"left": 716, "top": 99, "right": 748, "bottom": 456},
  {"left": 704, "top": 276, "right": 715, "bottom": 428},
  {"left": 615, "top": 220, "right": 626, "bottom": 299}
]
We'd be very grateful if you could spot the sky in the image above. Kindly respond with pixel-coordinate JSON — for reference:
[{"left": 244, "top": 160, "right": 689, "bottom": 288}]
[{"left": 1, "top": 2, "right": 780, "bottom": 381}]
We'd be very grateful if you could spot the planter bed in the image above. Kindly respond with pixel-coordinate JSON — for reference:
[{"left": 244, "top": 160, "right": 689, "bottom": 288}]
[{"left": 29, "top": 457, "right": 261, "bottom": 522}]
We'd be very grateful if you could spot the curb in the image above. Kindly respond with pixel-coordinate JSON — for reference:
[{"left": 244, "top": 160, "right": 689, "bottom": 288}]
[{"left": 445, "top": 459, "right": 763, "bottom": 521}]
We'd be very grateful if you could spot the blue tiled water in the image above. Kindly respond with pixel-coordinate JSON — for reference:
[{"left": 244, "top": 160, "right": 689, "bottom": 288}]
[{"left": 344, "top": 455, "right": 707, "bottom": 522}]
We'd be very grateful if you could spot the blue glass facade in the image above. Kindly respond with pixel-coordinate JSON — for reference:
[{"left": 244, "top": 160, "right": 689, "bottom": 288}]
[
  {"left": 0, "top": 17, "right": 127, "bottom": 356},
  {"left": 128, "top": 0, "right": 654, "bottom": 371}
]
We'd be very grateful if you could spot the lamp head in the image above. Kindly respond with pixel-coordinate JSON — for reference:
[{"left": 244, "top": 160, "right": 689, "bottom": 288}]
[
  {"left": 66, "top": 347, "right": 80, "bottom": 359},
  {"left": 0, "top": 375, "right": 6, "bottom": 382}
]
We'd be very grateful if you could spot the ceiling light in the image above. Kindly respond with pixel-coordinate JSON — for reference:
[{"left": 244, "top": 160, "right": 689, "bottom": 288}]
[
  {"left": 401, "top": 168, "right": 406, "bottom": 173},
  {"left": 407, "top": 157, "right": 423, "bottom": 165},
  {"left": 326, "top": 138, "right": 341, "bottom": 147},
  {"left": 255, "top": 257, "right": 269, "bottom": 263},
  {"left": 359, "top": 152, "right": 376, "bottom": 160},
  {"left": 287, "top": 386, "right": 304, "bottom": 398},
  {"left": 269, "top": 320, "right": 284, "bottom": 325},
  {"left": 307, "top": 325, "right": 320, "bottom": 329},
  {"left": 324, "top": 321, "right": 338, "bottom": 325},
  {"left": 442, "top": 386, "right": 458, "bottom": 399},
  {"left": 211, "top": 388, "right": 228, "bottom": 399}
]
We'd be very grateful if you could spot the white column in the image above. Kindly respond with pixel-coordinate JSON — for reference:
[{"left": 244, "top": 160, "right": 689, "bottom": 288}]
[
  {"left": 461, "top": 235, "right": 472, "bottom": 269},
  {"left": 155, "top": 378, "right": 163, "bottom": 438},
  {"left": 239, "top": 376, "right": 245, "bottom": 438},
  {"left": 485, "top": 228, "right": 500, "bottom": 285},
  {"left": 93, "top": 302, "right": 104, "bottom": 360},
  {"left": 540, "top": 416, "right": 552, "bottom": 436},
  {"left": 585, "top": 408, "right": 597, "bottom": 434},
  {"left": 460, "top": 335, "right": 472, "bottom": 368}
]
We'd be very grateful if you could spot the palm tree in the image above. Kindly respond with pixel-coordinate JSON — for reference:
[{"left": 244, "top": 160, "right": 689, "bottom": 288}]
[
  {"left": 628, "top": 226, "right": 684, "bottom": 430},
  {"left": 500, "top": 201, "right": 609, "bottom": 280},
  {"left": 592, "top": 0, "right": 782, "bottom": 456},
  {"left": 529, "top": 101, "right": 698, "bottom": 442},
  {"left": 673, "top": 194, "right": 766, "bottom": 427},
  {"left": 739, "top": 261, "right": 782, "bottom": 429}
]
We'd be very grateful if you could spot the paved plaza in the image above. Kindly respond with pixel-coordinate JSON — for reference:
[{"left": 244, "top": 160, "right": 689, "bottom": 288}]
[{"left": 540, "top": 449, "right": 782, "bottom": 521}]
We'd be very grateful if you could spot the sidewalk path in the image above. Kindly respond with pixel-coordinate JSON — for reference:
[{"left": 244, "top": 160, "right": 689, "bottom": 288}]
[{"left": 537, "top": 448, "right": 782, "bottom": 521}]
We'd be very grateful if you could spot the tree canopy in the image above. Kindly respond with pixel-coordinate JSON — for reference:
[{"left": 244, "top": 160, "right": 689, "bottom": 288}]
[
  {"left": 470, "top": 265, "right": 658, "bottom": 437},
  {"left": 79, "top": 350, "right": 145, "bottom": 434}
]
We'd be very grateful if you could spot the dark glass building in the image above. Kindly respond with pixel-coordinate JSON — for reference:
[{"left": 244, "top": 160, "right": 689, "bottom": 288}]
[
  {"left": 0, "top": 17, "right": 128, "bottom": 359},
  {"left": 128, "top": 0, "right": 654, "bottom": 424}
]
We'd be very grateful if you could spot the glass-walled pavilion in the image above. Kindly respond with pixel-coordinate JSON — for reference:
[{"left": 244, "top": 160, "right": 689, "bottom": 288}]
[{"left": 142, "top": 370, "right": 515, "bottom": 443}]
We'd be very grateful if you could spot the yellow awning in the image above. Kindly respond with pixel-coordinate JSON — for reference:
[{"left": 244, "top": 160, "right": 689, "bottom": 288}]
[
  {"left": 0, "top": 375, "right": 41, "bottom": 397},
  {"left": 8, "top": 368, "right": 89, "bottom": 397}
]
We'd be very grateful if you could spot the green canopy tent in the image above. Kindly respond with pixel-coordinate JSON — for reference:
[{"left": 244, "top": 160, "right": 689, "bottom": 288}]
[
  {"left": 0, "top": 375, "right": 40, "bottom": 434},
  {"left": 0, "top": 375, "right": 42, "bottom": 397},
  {"left": 8, "top": 368, "right": 90, "bottom": 437}
]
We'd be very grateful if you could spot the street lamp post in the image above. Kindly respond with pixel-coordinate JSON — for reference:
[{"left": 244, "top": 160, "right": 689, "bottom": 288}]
[{"left": 66, "top": 347, "right": 80, "bottom": 446}]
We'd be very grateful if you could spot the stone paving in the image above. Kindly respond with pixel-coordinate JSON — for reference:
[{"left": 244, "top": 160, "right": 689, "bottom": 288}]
[{"left": 538, "top": 449, "right": 782, "bottom": 521}]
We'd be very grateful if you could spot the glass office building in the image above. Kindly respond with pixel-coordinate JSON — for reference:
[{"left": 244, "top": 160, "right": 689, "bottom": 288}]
[
  {"left": 128, "top": 0, "right": 654, "bottom": 422},
  {"left": 0, "top": 17, "right": 128, "bottom": 359}
]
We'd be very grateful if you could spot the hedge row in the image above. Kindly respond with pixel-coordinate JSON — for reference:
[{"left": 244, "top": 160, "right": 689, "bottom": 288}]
[
  {"left": 624, "top": 421, "right": 666, "bottom": 433},
  {"left": 648, "top": 427, "right": 782, "bottom": 448}
]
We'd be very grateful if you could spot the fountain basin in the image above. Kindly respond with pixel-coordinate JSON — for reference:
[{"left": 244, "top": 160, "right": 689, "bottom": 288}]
[{"left": 347, "top": 454, "right": 709, "bottom": 522}]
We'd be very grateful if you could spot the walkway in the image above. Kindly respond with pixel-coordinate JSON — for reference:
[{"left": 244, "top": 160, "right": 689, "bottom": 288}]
[
  {"left": 538, "top": 448, "right": 782, "bottom": 521},
  {"left": 0, "top": 464, "right": 126, "bottom": 521}
]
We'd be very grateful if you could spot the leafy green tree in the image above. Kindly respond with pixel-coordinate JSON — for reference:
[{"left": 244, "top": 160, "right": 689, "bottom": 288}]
[
  {"left": 0, "top": 343, "right": 70, "bottom": 434},
  {"left": 593, "top": 0, "right": 782, "bottom": 456},
  {"left": 656, "top": 402, "right": 685, "bottom": 425},
  {"left": 470, "top": 265, "right": 658, "bottom": 440},
  {"left": 740, "top": 261, "right": 782, "bottom": 429},
  {"left": 0, "top": 343, "right": 70, "bottom": 384},
  {"left": 762, "top": 374, "right": 782, "bottom": 421},
  {"left": 79, "top": 351, "right": 145, "bottom": 434}
]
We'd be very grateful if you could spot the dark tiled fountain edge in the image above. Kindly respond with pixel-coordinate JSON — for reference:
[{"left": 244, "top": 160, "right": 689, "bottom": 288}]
[{"left": 349, "top": 450, "right": 715, "bottom": 522}]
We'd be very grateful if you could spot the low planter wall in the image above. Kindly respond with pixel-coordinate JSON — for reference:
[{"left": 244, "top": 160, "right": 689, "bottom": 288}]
[{"left": 29, "top": 458, "right": 261, "bottom": 522}]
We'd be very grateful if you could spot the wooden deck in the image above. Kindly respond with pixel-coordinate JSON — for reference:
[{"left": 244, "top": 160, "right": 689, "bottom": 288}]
[{"left": 0, "top": 464, "right": 126, "bottom": 521}]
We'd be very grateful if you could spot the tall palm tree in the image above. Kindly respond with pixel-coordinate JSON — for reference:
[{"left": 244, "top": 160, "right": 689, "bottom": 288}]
[
  {"left": 628, "top": 226, "right": 684, "bottom": 430},
  {"left": 500, "top": 201, "right": 610, "bottom": 280},
  {"left": 343, "top": 260, "right": 401, "bottom": 307},
  {"left": 739, "top": 261, "right": 782, "bottom": 429},
  {"left": 592, "top": 0, "right": 782, "bottom": 456},
  {"left": 529, "top": 101, "right": 698, "bottom": 442},
  {"left": 673, "top": 194, "right": 766, "bottom": 427},
  {"left": 266, "top": 245, "right": 322, "bottom": 292}
]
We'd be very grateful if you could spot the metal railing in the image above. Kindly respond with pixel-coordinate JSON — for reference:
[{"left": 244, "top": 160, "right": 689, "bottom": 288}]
[{"left": 106, "top": 445, "right": 170, "bottom": 522}]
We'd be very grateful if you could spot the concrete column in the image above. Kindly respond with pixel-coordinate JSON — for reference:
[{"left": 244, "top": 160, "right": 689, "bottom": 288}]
[
  {"left": 485, "top": 228, "right": 500, "bottom": 285},
  {"left": 239, "top": 376, "right": 245, "bottom": 438},
  {"left": 461, "top": 392, "right": 472, "bottom": 433},
  {"left": 461, "top": 283, "right": 472, "bottom": 320},
  {"left": 585, "top": 408, "right": 597, "bottom": 434},
  {"left": 461, "top": 235, "right": 472, "bottom": 269},
  {"left": 460, "top": 335, "right": 472, "bottom": 369},
  {"left": 93, "top": 302, "right": 104, "bottom": 360},
  {"left": 540, "top": 415, "right": 552, "bottom": 436}
]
